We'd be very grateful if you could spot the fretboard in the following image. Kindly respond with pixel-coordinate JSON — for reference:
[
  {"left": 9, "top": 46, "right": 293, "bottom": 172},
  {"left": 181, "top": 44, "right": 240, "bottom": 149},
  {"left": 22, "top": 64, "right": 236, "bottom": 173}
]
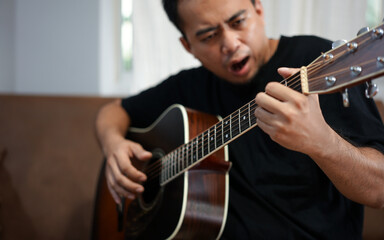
[{"left": 160, "top": 99, "right": 258, "bottom": 185}]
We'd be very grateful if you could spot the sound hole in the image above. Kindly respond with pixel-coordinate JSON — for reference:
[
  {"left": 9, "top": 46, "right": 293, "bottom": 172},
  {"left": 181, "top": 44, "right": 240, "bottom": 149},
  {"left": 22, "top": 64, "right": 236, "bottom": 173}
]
[{"left": 139, "top": 149, "right": 164, "bottom": 209}]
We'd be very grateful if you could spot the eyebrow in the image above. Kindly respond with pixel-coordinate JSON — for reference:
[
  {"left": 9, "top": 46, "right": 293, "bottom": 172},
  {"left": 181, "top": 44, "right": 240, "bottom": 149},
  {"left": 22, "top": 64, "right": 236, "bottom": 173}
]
[
  {"left": 226, "top": 9, "right": 246, "bottom": 23},
  {"left": 195, "top": 9, "right": 247, "bottom": 37}
]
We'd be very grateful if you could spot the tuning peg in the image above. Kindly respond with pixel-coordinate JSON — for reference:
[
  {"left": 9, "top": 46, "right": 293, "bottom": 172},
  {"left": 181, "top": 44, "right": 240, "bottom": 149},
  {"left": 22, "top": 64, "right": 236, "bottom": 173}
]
[
  {"left": 378, "top": 56, "right": 384, "bottom": 65},
  {"left": 342, "top": 89, "right": 350, "bottom": 107},
  {"left": 365, "top": 81, "right": 379, "bottom": 98},
  {"left": 357, "top": 27, "right": 370, "bottom": 36},
  {"left": 332, "top": 39, "right": 347, "bottom": 49}
]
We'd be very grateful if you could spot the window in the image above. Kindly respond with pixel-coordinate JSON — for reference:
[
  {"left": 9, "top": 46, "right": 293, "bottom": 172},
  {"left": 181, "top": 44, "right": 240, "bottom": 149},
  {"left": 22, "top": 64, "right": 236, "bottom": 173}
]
[
  {"left": 366, "top": 0, "right": 383, "bottom": 27},
  {"left": 121, "top": 0, "right": 133, "bottom": 72}
]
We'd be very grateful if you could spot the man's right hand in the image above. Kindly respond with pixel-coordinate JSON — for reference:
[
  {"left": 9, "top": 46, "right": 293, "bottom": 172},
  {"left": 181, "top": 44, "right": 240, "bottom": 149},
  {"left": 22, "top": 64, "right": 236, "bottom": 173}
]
[
  {"left": 104, "top": 137, "right": 152, "bottom": 204},
  {"left": 95, "top": 99, "right": 153, "bottom": 205}
]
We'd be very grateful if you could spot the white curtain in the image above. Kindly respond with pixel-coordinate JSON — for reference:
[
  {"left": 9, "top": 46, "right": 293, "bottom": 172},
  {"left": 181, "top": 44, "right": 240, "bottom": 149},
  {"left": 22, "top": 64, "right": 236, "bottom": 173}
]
[
  {"left": 127, "top": 0, "right": 384, "bottom": 97},
  {"left": 263, "top": 0, "right": 366, "bottom": 40},
  {"left": 130, "top": 0, "right": 199, "bottom": 95}
]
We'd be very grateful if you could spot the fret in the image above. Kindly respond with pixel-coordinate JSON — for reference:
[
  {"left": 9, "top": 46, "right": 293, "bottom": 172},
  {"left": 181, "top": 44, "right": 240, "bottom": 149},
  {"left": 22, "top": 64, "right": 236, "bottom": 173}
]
[
  {"left": 177, "top": 147, "right": 184, "bottom": 176},
  {"left": 183, "top": 144, "right": 191, "bottom": 166},
  {"left": 250, "top": 100, "right": 257, "bottom": 126},
  {"left": 164, "top": 154, "right": 169, "bottom": 182},
  {"left": 240, "top": 104, "right": 250, "bottom": 132},
  {"left": 170, "top": 151, "right": 175, "bottom": 180},
  {"left": 190, "top": 142, "right": 194, "bottom": 165},
  {"left": 178, "top": 147, "right": 182, "bottom": 173},
  {"left": 209, "top": 126, "right": 216, "bottom": 152},
  {"left": 173, "top": 150, "right": 177, "bottom": 177},
  {"left": 188, "top": 142, "right": 193, "bottom": 165},
  {"left": 177, "top": 150, "right": 183, "bottom": 171},
  {"left": 192, "top": 138, "right": 197, "bottom": 163},
  {"left": 203, "top": 130, "right": 209, "bottom": 156},
  {"left": 161, "top": 157, "right": 165, "bottom": 183},
  {"left": 248, "top": 102, "right": 251, "bottom": 127},
  {"left": 216, "top": 121, "right": 223, "bottom": 148},
  {"left": 168, "top": 154, "right": 173, "bottom": 180},
  {"left": 222, "top": 116, "right": 231, "bottom": 144},
  {"left": 231, "top": 111, "right": 240, "bottom": 139},
  {"left": 197, "top": 134, "right": 203, "bottom": 160},
  {"left": 166, "top": 152, "right": 171, "bottom": 178}
]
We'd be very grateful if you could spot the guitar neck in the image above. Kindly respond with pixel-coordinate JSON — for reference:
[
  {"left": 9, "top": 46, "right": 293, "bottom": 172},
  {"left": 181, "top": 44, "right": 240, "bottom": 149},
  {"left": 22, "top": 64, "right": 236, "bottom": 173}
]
[
  {"left": 160, "top": 22, "right": 384, "bottom": 186},
  {"left": 160, "top": 99, "right": 258, "bottom": 185}
]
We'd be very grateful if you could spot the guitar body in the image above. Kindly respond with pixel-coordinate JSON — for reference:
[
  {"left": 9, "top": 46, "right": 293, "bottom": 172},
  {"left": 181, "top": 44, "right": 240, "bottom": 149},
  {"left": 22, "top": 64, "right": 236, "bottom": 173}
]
[{"left": 92, "top": 105, "right": 230, "bottom": 240}]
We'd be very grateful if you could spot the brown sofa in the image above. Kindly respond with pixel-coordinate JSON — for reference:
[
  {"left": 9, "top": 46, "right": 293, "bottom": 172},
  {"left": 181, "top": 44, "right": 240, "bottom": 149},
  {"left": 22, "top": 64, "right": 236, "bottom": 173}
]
[{"left": 0, "top": 95, "right": 383, "bottom": 239}]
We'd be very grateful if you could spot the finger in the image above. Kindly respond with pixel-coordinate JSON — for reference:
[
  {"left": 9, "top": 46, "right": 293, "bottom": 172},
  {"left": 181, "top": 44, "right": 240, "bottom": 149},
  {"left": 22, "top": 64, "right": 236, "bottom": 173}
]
[
  {"left": 254, "top": 106, "right": 275, "bottom": 124},
  {"left": 130, "top": 143, "right": 152, "bottom": 161},
  {"left": 106, "top": 165, "right": 136, "bottom": 201},
  {"left": 256, "top": 117, "right": 275, "bottom": 136},
  {"left": 277, "top": 67, "right": 300, "bottom": 79},
  {"left": 255, "top": 91, "right": 284, "bottom": 115},
  {"left": 106, "top": 179, "right": 122, "bottom": 204},
  {"left": 115, "top": 150, "right": 147, "bottom": 182},
  {"left": 264, "top": 82, "right": 304, "bottom": 104},
  {"left": 108, "top": 155, "right": 145, "bottom": 193}
]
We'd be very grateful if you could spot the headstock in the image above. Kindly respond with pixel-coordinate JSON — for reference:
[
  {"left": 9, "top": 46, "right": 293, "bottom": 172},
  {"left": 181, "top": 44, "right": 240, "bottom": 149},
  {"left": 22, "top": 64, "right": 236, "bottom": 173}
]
[{"left": 299, "top": 22, "right": 384, "bottom": 106}]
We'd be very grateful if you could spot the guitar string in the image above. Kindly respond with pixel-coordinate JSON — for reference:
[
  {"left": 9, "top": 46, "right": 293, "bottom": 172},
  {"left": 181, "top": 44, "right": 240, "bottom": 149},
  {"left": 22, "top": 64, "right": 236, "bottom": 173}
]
[
  {"left": 144, "top": 52, "right": 343, "bottom": 181},
  {"left": 143, "top": 58, "right": 330, "bottom": 178},
  {"left": 144, "top": 34, "right": 378, "bottom": 183},
  {"left": 143, "top": 60, "right": 328, "bottom": 183},
  {"left": 143, "top": 101, "right": 261, "bottom": 188},
  {"left": 289, "top": 34, "right": 376, "bottom": 90},
  {"left": 305, "top": 58, "right": 379, "bottom": 90},
  {"left": 143, "top": 56, "right": 336, "bottom": 179},
  {"left": 149, "top": 25, "right": 378, "bottom": 179}
]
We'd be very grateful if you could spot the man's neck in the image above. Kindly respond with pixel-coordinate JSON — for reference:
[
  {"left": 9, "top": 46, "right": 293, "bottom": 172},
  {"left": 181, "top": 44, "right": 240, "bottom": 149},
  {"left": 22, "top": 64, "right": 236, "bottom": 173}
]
[{"left": 265, "top": 38, "right": 280, "bottom": 64}]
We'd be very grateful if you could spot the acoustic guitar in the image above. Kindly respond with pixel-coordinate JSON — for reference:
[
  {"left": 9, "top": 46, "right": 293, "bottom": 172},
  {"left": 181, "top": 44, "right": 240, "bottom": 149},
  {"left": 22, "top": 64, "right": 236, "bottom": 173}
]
[{"left": 92, "top": 23, "right": 384, "bottom": 239}]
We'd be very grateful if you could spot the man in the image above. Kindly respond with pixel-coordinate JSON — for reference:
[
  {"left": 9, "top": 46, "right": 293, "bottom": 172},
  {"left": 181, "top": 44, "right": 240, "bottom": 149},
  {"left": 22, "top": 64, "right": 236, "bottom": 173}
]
[{"left": 96, "top": 0, "right": 384, "bottom": 238}]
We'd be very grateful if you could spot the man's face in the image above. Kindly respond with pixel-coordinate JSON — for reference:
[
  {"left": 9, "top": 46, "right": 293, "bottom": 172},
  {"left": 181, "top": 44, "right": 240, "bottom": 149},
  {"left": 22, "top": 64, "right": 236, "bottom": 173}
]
[{"left": 179, "top": 0, "right": 269, "bottom": 84}]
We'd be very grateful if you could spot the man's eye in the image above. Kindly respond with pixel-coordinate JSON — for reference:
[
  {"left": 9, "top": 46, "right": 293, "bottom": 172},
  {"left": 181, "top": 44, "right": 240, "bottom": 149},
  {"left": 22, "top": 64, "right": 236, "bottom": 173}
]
[
  {"left": 232, "top": 18, "right": 245, "bottom": 27},
  {"left": 202, "top": 33, "right": 216, "bottom": 42}
]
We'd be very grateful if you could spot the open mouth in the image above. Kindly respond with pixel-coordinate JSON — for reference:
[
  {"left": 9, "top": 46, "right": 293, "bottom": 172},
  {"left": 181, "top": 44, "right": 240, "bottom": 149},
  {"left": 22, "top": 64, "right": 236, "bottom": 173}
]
[{"left": 231, "top": 56, "right": 250, "bottom": 73}]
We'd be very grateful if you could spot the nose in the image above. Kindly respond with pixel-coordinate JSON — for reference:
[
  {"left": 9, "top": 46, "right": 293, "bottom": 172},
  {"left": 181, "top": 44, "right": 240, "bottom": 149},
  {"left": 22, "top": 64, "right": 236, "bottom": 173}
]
[{"left": 221, "top": 29, "right": 240, "bottom": 55}]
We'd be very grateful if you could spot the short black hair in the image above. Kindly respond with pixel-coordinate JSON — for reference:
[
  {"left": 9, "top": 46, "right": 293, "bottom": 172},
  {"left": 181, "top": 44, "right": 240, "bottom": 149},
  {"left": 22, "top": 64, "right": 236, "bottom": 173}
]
[{"left": 162, "top": 0, "right": 256, "bottom": 37}]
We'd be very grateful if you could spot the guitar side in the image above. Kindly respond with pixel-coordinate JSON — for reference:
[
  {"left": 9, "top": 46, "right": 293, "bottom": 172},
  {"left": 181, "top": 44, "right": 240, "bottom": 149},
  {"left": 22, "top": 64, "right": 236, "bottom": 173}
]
[{"left": 92, "top": 104, "right": 230, "bottom": 239}]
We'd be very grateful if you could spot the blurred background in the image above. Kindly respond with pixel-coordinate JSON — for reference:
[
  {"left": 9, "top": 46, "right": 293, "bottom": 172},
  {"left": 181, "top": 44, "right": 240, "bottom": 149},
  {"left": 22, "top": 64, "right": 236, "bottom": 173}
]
[
  {"left": 0, "top": 1, "right": 384, "bottom": 240},
  {"left": 1, "top": 0, "right": 383, "bottom": 98}
]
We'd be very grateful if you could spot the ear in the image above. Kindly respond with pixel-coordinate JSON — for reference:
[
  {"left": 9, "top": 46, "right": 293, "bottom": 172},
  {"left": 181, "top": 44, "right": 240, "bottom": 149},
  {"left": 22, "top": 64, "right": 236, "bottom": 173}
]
[
  {"left": 254, "top": 0, "right": 264, "bottom": 16},
  {"left": 180, "top": 36, "right": 192, "bottom": 54}
]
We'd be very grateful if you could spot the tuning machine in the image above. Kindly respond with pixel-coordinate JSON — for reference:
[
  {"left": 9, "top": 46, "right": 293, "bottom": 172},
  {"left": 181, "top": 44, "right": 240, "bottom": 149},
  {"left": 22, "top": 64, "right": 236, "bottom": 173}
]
[
  {"left": 332, "top": 39, "right": 347, "bottom": 49},
  {"left": 365, "top": 81, "right": 379, "bottom": 99},
  {"left": 357, "top": 27, "right": 370, "bottom": 36},
  {"left": 341, "top": 89, "right": 350, "bottom": 107}
]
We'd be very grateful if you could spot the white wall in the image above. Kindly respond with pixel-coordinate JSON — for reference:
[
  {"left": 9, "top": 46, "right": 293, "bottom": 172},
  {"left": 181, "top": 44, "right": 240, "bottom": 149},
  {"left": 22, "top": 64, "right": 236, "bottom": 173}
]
[
  {"left": 0, "top": 0, "right": 384, "bottom": 101},
  {"left": 0, "top": 0, "right": 15, "bottom": 92},
  {"left": 3, "top": 0, "right": 100, "bottom": 95}
]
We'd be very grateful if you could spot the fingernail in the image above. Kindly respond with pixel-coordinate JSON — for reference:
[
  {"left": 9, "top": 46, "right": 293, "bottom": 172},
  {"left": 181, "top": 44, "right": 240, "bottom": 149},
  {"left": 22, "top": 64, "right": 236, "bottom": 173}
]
[
  {"left": 136, "top": 186, "right": 144, "bottom": 193},
  {"left": 126, "top": 193, "right": 135, "bottom": 200}
]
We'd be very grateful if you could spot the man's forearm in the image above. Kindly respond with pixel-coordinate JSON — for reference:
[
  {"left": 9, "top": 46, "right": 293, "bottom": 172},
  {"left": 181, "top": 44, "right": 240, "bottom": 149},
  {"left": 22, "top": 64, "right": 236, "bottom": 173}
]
[
  {"left": 311, "top": 130, "right": 384, "bottom": 209},
  {"left": 95, "top": 99, "right": 131, "bottom": 156}
]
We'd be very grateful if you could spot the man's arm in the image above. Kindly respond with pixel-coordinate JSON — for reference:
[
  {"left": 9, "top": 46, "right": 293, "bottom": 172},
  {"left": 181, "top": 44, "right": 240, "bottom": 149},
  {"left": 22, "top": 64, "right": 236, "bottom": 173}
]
[
  {"left": 95, "top": 99, "right": 152, "bottom": 204},
  {"left": 254, "top": 67, "right": 384, "bottom": 209}
]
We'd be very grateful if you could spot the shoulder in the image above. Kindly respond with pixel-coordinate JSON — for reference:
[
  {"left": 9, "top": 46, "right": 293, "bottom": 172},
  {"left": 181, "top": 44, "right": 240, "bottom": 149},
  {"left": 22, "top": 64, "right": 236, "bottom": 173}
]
[
  {"left": 164, "top": 65, "right": 219, "bottom": 88},
  {"left": 283, "top": 35, "right": 332, "bottom": 54},
  {"left": 270, "top": 35, "right": 332, "bottom": 68},
  {"left": 282, "top": 35, "right": 332, "bottom": 49},
  {"left": 274, "top": 35, "right": 332, "bottom": 66},
  {"left": 169, "top": 66, "right": 212, "bottom": 79}
]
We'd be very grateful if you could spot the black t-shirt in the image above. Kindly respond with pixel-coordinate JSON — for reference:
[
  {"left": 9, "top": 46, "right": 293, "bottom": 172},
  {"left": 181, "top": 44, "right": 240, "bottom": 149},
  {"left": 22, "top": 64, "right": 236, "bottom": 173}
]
[{"left": 122, "top": 36, "right": 384, "bottom": 239}]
